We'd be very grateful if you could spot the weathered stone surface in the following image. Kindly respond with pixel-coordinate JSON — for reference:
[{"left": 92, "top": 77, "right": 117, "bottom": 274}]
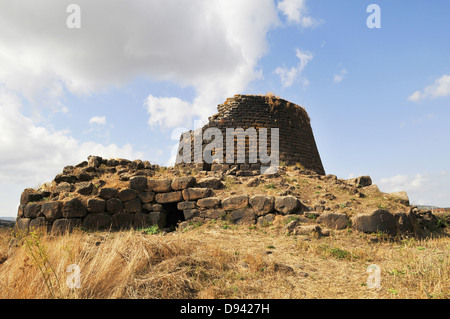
[
  {"left": 152, "top": 204, "right": 163, "bottom": 212},
  {"left": 118, "top": 188, "right": 138, "bottom": 202},
  {"left": 274, "top": 196, "right": 301, "bottom": 214},
  {"left": 17, "top": 204, "right": 26, "bottom": 218},
  {"left": 147, "top": 179, "right": 172, "bottom": 193},
  {"left": 222, "top": 195, "right": 249, "bottom": 210},
  {"left": 249, "top": 195, "right": 274, "bottom": 216},
  {"left": 106, "top": 198, "right": 124, "bottom": 215},
  {"left": 246, "top": 177, "right": 261, "bottom": 187},
  {"left": 197, "top": 177, "right": 224, "bottom": 190},
  {"left": 99, "top": 188, "right": 118, "bottom": 200},
  {"left": 347, "top": 176, "right": 372, "bottom": 188},
  {"left": 386, "top": 191, "right": 410, "bottom": 206},
  {"left": 197, "top": 197, "right": 221, "bottom": 209},
  {"left": 156, "top": 191, "right": 183, "bottom": 204},
  {"left": 15, "top": 218, "right": 30, "bottom": 234},
  {"left": 55, "top": 182, "right": 72, "bottom": 194},
  {"left": 284, "top": 218, "right": 301, "bottom": 234},
  {"left": 41, "top": 201, "right": 62, "bottom": 221},
  {"left": 205, "top": 209, "right": 226, "bottom": 220},
  {"left": 20, "top": 189, "right": 42, "bottom": 205},
  {"left": 111, "top": 212, "right": 133, "bottom": 229},
  {"left": 257, "top": 213, "right": 276, "bottom": 226},
  {"left": 138, "top": 192, "right": 155, "bottom": 204},
  {"left": 130, "top": 176, "right": 148, "bottom": 192},
  {"left": 183, "top": 209, "right": 200, "bottom": 221},
  {"left": 360, "top": 184, "right": 381, "bottom": 196},
  {"left": 394, "top": 212, "right": 415, "bottom": 233},
  {"left": 317, "top": 212, "right": 349, "bottom": 230},
  {"left": 76, "top": 182, "right": 93, "bottom": 195},
  {"left": 24, "top": 203, "right": 42, "bottom": 219},
  {"left": 171, "top": 177, "right": 196, "bottom": 190},
  {"left": 293, "top": 225, "right": 322, "bottom": 236},
  {"left": 148, "top": 211, "right": 166, "bottom": 228},
  {"left": 87, "top": 198, "right": 106, "bottom": 213},
  {"left": 124, "top": 198, "right": 142, "bottom": 213},
  {"left": 177, "top": 201, "right": 196, "bottom": 210},
  {"left": 78, "top": 172, "right": 94, "bottom": 182},
  {"left": 229, "top": 208, "right": 256, "bottom": 225},
  {"left": 88, "top": 155, "right": 102, "bottom": 168},
  {"left": 106, "top": 158, "right": 119, "bottom": 167},
  {"left": 83, "top": 213, "right": 112, "bottom": 230},
  {"left": 182, "top": 188, "right": 214, "bottom": 201},
  {"left": 133, "top": 212, "right": 150, "bottom": 229},
  {"left": 62, "top": 198, "right": 87, "bottom": 218},
  {"left": 55, "top": 174, "right": 78, "bottom": 184},
  {"left": 352, "top": 209, "right": 396, "bottom": 235},
  {"left": 51, "top": 218, "right": 81, "bottom": 235}
]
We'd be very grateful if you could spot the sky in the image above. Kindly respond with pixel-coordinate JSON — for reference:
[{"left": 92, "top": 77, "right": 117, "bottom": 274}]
[{"left": 0, "top": 0, "right": 449, "bottom": 217}]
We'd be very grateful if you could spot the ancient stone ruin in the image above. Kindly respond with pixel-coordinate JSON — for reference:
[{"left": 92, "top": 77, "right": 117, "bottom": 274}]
[
  {"left": 176, "top": 94, "right": 325, "bottom": 175},
  {"left": 13, "top": 95, "right": 442, "bottom": 237}
]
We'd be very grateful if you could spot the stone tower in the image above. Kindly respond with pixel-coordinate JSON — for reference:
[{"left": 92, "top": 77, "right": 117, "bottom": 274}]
[{"left": 176, "top": 94, "right": 325, "bottom": 175}]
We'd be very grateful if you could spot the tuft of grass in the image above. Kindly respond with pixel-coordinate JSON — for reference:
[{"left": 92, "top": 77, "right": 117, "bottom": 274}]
[{"left": 141, "top": 225, "right": 161, "bottom": 235}]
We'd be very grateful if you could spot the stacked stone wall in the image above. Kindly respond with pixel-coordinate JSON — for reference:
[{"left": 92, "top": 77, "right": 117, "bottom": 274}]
[{"left": 176, "top": 95, "right": 325, "bottom": 175}]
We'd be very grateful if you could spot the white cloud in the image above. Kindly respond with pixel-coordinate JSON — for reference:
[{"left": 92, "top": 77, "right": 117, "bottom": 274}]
[
  {"left": 89, "top": 116, "right": 106, "bottom": 125},
  {"left": 0, "top": 89, "right": 144, "bottom": 216},
  {"left": 277, "top": 0, "right": 321, "bottom": 28},
  {"left": 378, "top": 173, "right": 450, "bottom": 207},
  {"left": 0, "top": 0, "right": 279, "bottom": 129},
  {"left": 275, "top": 49, "right": 313, "bottom": 88},
  {"left": 408, "top": 74, "right": 450, "bottom": 101},
  {"left": 333, "top": 68, "right": 348, "bottom": 83}
]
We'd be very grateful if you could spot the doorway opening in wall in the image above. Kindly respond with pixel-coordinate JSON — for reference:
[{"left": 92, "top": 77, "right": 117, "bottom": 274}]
[{"left": 162, "top": 202, "right": 185, "bottom": 231}]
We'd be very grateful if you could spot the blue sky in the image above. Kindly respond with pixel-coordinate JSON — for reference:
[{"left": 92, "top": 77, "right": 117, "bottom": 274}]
[{"left": 0, "top": 0, "right": 449, "bottom": 217}]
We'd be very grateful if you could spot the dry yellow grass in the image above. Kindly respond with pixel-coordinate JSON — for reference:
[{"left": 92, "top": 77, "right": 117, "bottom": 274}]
[{"left": 0, "top": 221, "right": 448, "bottom": 299}]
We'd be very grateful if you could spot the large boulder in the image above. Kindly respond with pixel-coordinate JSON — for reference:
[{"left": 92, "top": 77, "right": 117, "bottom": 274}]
[
  {"left": 20, "top": 189, "right": 42, "bottom": 205},
  {"left": 51, "top": 218, "right": 81, "bottom": 235},
  {"left": 346, "top": 176, "right": 372, "bottom": 188},
  {"left": 129, "top": 176, "right": 148, "bottom": 192},
  {"left": 222, "top": 195, "right": 249, "bottom": 210},
  {"left": 62, "top": 198, "right": 87, "bottom": 218},
  {"left": 317, "top": 212, "right": 349, "bottom": 230},
  {"left": 171, "top": 177, "right": 196, "bottom": 190},
  {"left": 14, "top": 218, "right": 31, "bottom": 235},
  {"left": 386, "top": 191, "right": 410, "bottom": 206},
  {"left": 249, "top": 195, "right": 275, "bottom": 216},
  {"left": 106, "top": 198, "right": 124, "bottom": 215},
  {"left": 87, "top": 198, "right": 106, "bottom": 214},
  {"left": 275, "top": 196, "right": 302, "bottom": 214},
  {"left": 111, "top": 212, "right": 133, "bottom": 229},
  {"left": 124, "top": 198, "right": 143, "bottom": 213},
  {"left": 138, "top": 192, "right": 155, "bottom": 204},
  {"left": 196, "top": 197, "right": 221, "bottom": 209},
  {"left": 118, "top": 188, "right": 138, "bottom": 202},
  {"left": 41, "top": 201, "right": 63, "bottom": 221},
  {"left": 147, "top": 179, "right": 172, "bottom": 193},
  {"left": 352, "top": 209, "right": 396, "bottom": 235},
  {"left": 196, "top": 177, "right": 224, "bottom": 190},
  {"left": 155, "top": 191, "right": 183, "bottom": 204},
  {"left": 182, "top": 188, "right": 214, "bottom": 201},
  {"left": 83, "top": 213, "right": 112, "bottom": 230},
  {"left": 76, "top": 182, "right": 93, "bottom": 195},
  {"left": 228, "top": 208, "right": 256, "bottom": 225},
  {"left": 99, "top": 188, "right": 118, "bottom": 200},
  {"left": 24, "top": 203, "right": 42, "bottom": 219}
]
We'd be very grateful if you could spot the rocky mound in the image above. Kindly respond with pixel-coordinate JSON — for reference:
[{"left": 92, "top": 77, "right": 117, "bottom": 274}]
[{"left": 14, "top": 156, "right": 444, "bottom": 238}]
